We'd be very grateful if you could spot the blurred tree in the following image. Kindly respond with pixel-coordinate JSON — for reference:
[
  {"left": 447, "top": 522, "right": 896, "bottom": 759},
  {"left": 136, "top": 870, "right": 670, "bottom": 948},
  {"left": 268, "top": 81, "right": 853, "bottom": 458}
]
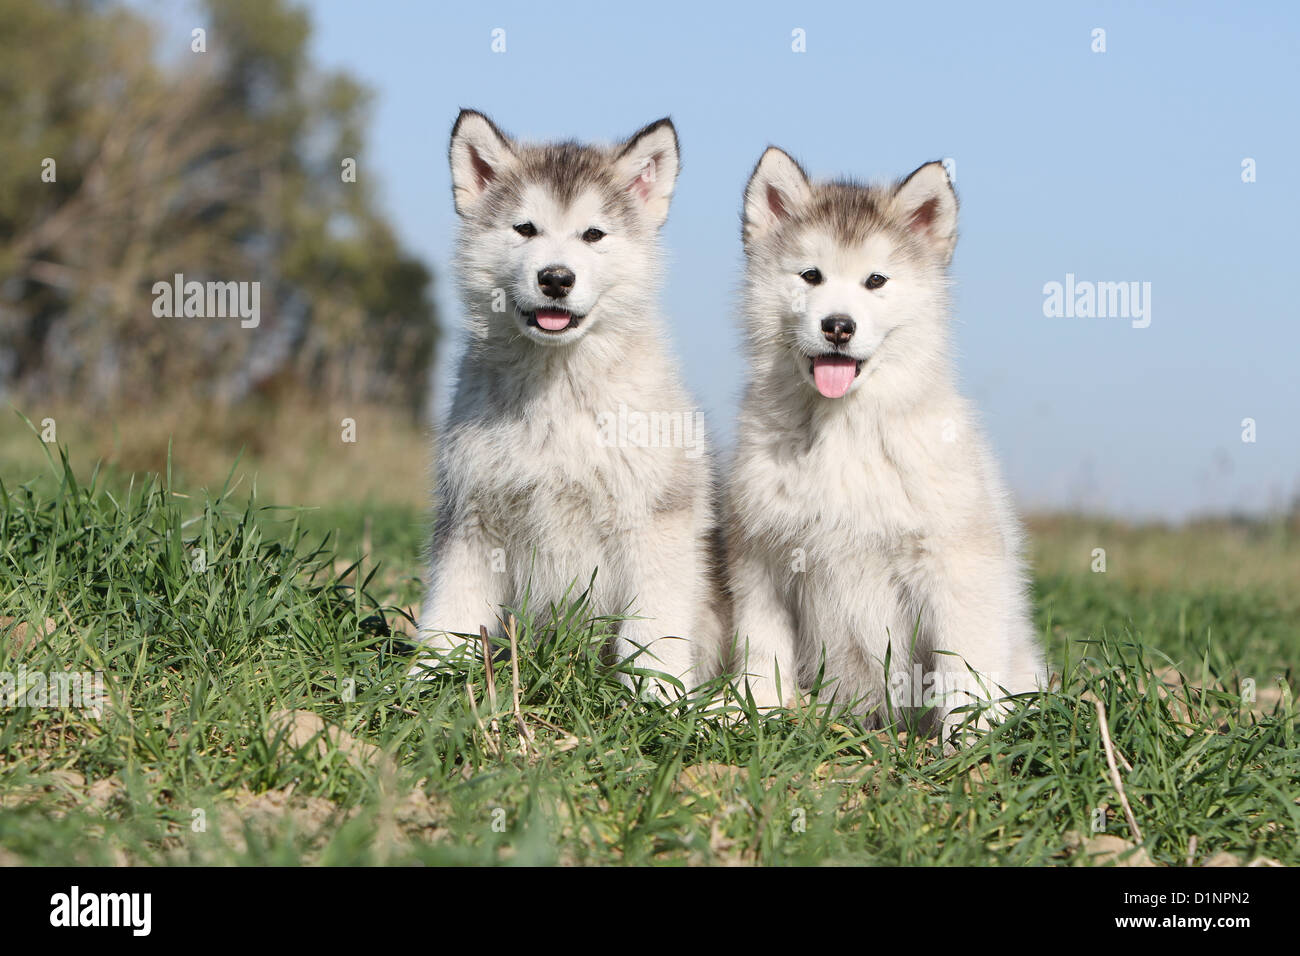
[{"left": 0, "top": 0, "right": 438, "bottom": 418}]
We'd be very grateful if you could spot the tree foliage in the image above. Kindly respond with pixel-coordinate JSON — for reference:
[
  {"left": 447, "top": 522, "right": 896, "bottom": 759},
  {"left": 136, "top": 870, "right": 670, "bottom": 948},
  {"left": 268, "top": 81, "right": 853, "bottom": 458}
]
[{"left": 0, "top": 0, "right": 437, "bottom": 417}]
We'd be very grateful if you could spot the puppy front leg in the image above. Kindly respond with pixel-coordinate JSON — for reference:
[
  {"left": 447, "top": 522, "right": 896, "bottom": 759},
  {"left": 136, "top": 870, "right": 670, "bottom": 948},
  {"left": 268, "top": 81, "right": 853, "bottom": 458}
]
[
  {"left": 729, "top": 547, "right": 798, "bottom": 709},
  {"left": 612, "top": 512, "right": 708, "bottom": 697},
  {"left": 915, "top": 549, "right": 1042, "bottom": 740},
  {"left": 413, "top": 513, "right": 505, "bottom": 675}
]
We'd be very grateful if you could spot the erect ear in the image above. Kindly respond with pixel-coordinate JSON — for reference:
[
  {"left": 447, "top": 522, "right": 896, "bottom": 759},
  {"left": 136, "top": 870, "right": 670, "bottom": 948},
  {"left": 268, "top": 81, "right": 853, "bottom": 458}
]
[
  {"left": 888, "top": 161, "right": 958, "bottom": 263},
  {"left": 449, "top": 109, "right": 517, "bottom": 216},
  {"left": 743, "top": 147, "right": 813, "bottom": 247},
  {"left": 613, "top": 118, "right": 680, "bottom": 229}
]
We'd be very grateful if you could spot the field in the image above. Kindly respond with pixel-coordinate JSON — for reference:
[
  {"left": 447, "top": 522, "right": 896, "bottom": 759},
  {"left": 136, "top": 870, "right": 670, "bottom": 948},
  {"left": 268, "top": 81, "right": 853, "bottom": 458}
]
[{"left": 1, "top": 425, "right": 1297, "bottom": 866}]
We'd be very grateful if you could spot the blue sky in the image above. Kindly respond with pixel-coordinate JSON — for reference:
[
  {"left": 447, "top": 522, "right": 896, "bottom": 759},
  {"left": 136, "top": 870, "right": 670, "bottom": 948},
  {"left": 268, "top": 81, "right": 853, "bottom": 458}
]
[{"left": 154, "top": 0, "right": 1300, "bottom": 518}]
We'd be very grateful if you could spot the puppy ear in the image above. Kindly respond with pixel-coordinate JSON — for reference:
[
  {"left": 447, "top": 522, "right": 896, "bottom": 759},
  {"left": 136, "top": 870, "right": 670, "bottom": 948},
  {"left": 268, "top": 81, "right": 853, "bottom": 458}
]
[
  {"left": 889, "top": 161, "right": 958, "bottom": 263},
  {"left": 743, "top": 147, "right": 813, "bottom": 247},
  {"left": 449, "top": 110, "right": 517, "bottom": 216},
  {"left": 614, "top": 118, "right": 680, "bottom": 229}
]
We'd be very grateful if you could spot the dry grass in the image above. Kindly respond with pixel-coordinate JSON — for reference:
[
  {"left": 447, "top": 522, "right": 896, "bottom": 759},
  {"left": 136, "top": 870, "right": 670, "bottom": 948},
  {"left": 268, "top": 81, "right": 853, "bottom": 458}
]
[
  {"left": 1028, "top": 513, "right": 1300, "bottom": 606},
  {"left": 2, "top": 398, "right": 429, "bottom": 509}
]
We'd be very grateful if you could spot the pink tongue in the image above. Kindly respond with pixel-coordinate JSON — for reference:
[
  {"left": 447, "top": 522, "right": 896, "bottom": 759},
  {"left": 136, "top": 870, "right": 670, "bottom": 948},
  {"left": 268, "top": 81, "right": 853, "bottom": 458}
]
[
  {"left": 812, "top": 355, "right": 857, "bottom": 398},
  {"left": 535, "top": 309, "right": 571, "bottom": 331}
]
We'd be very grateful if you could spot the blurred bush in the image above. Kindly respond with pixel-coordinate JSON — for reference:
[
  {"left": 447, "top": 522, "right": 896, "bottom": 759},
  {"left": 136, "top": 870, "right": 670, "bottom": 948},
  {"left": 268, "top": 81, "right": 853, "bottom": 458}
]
[{"left": 0, "top": 0, "right": 437, "bottom": 419}]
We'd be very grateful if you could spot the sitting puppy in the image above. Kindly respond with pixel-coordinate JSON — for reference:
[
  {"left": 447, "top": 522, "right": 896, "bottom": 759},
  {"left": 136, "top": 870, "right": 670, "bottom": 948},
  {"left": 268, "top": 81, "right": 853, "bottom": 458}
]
[
  {"left": 416, "top": 111, "right": 724, "bottom": 694},
  {"left": 725, "top": 147, "right": 1045, "bottom": 734}
]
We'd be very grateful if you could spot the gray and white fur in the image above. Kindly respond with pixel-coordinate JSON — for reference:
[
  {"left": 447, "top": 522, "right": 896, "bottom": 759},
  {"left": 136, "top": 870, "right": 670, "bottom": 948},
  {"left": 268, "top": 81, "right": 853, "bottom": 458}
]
[
  {"left": 726, "top": 147, "right": 1045, "bottom": 733},
  {"left": 417, "top": 110, "right": 725, "bottom": 693}
]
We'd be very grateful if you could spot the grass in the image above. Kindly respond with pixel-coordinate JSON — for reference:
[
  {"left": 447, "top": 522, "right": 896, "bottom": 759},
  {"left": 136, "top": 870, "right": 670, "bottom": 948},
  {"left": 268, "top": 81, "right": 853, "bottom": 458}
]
[
  {"left": 0, "top": 443, "right": 1297, "bottom": 866},
  {"left": 0, "top": 399, "right": 430, "bottom": 513}
]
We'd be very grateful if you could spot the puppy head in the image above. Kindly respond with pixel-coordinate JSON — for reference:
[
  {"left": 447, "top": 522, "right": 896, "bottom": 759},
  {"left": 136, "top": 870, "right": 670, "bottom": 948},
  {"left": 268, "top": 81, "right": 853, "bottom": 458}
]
[
  {"left": 449, "top": 110, "right": 679, "bottom": 347},
  {"left": 742, "top": 148, "right": 956, "bottom": 399}
]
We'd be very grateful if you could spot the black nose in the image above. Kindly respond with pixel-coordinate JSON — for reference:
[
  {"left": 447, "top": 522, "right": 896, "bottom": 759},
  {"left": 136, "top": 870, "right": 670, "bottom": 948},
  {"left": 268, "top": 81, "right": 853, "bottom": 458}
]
[
  {"left": 537, "top": 266, "right": 575, "bottom": 299},
  {"left": 821, "top": 314, "right": 856, "bottom": 345}
]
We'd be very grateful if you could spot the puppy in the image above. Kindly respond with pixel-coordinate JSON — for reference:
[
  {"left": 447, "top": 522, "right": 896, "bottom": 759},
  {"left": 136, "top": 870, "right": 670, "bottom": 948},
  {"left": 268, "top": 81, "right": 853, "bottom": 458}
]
[
  {"left": 726, "top": 147, "right": 1045, "bottom": 733},
  {"left": 416, "top": 111, "right": 725, "bottom": 694}
]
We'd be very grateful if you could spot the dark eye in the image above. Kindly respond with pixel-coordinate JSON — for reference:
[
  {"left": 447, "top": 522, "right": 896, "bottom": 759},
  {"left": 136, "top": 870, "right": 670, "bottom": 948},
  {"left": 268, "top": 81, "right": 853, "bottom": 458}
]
[
  {"left": 582, "top": 227, "right": 606, "bottom": 243},
  {"left": 865, "top": 273, "right": 888, "bottom": 290},
  {"left": 513, "top": 222, "right": 537, "bottom": 237},
  {"left": 800, "top": 268, "right": 823, "bottom": 285}
]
